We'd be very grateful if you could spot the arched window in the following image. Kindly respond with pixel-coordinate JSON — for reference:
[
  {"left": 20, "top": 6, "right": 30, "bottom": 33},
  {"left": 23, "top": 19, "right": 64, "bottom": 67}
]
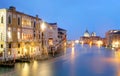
[
  {"left": 34, "top": 21, "right": 36, "bottom": 28},
  {"left": 18, "top": 17, "right": 20, "bottom": 25},
  {"left": 1, "top": 16, "right": 3, "bottom": 23},
  {"left": 17, "top": 29, "right": 20, "bottom": 39},
  {"left": 8, "top": 28, "right": 12, "bottom": 39},
  {"left": 8, "top": 15, "right": 11, "bottom": 24}
]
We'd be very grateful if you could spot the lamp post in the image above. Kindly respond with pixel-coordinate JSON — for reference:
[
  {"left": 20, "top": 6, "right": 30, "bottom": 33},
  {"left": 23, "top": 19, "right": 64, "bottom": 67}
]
[{"left": 41, "top": 21, "right": 46, "bottom": 55}]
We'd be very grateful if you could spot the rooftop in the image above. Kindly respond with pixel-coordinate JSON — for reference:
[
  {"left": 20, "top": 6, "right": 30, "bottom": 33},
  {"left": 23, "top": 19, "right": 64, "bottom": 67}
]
[
  {"left": 8, "top": 6, "right": 42, "bottom": 20},
  {"left": 48, "top": 23, "right": 57, "bottom": 25},
  {"left": 58, "top": 28, "right": 67, "bottom": 31}
]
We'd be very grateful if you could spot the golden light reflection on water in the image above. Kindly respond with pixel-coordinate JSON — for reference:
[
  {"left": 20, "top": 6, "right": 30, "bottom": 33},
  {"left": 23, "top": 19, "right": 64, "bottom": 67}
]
[
  {"left": 33, "top": 61, "right": 38, "bottom": 69},
  {"left": 21, "top": 63, "right": 29, "bottom": 76},
  {"left": 114, "top": 51, "right": 120, "bottom": 76},
  {"left": 71, "top": 47, "right": 75, "bottom": 62},
  {"left": 63, "top": 46, "right": 67, "bottom": 54},
  {"left": 38, "top": 62, "right": 53, "bottom": 76},
  {"left": 102, "top": 51, "right": 120, "bottom": 76},
  {"left": 102, "top": 51, "right": 120, "bottom": 63},
  {"left": 89, "top": 42, "right": 92, "bottom": 48},
  {"left": 70, "top": 46, "right": 75, "bottom": 76},
  {"left": 32, "top": 61, "right": 38, "bottom": 74},
  {"left": 15, "top": 61, "right": 53, "bottom": 76}
]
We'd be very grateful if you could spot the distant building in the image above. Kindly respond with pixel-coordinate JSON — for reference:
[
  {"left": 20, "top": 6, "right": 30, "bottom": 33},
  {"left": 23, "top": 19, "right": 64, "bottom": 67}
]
[
  {"left": 84, "top": 29, "right": 90, "bottom": 37},
  {"left": 80, "top": 37, "right": 90, "bottom": 44},
  {"left": 47, "top": 23, "right": 58, "bottom": 47},
  {"left": 91, "top": 32, "right": 96, "bottom": 36},
  {"left": 90, "top": 36, "right": 101, "bottom": 45},
  {"left": 80, "top": 29, "right": 102, "bottom": 45},
  {"left": 106, "top": 30, "right": 120, "bottom": 48},
  {"left": 58, "top": 28, "right": 67, "bottom": 47}
]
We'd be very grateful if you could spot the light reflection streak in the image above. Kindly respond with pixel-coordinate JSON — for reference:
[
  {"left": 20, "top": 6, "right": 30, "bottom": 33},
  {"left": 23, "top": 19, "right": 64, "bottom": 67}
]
[
  {"left": 81, "top": 41, "right": 84, "bottom": 48},
  {"left": 70, "top": 46, "right": 75, "bottom": 76},
  {"left": 38, "top": 62, "right": 53, "bottom": 76},
  {"left": 102, "top": 51, "right": 120, "bottom": 76},
  {"left": 16, "top": 61, "right": 53, "bottom": 76},
  {"left": 71, "top": 47, "right": 75, "bottom": 62},
  {"left": 32, "top": 61, "right": 38, "bottom": 71},
  {"left": 89, "top": 41, "right": 92, "bottom": 48},
  {"left": 21, "top": 63, "right": 29, "bottom": 76},
  {"left": 63, "top": 46, "right": 67, "bottom": 55},
  {"left": 97, "top": 40, "right": 103, "bottom": 48},
  {"left": 114, "top": 51, "right": 120, "bottom": 76},
  {"left": 91, "top": 57, "right": 105, "bottom": 74}
]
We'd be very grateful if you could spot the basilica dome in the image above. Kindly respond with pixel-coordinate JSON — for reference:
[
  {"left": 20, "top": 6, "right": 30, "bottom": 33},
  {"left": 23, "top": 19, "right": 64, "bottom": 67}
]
[{"left": 84, "top": 29, "right": 90, "bottom": 37}]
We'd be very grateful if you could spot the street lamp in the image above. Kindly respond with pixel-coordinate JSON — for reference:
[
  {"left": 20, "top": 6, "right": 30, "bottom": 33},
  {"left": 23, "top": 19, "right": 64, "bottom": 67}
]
[{"left": 41, "top": 21, "right": 46, "bottom": 55}]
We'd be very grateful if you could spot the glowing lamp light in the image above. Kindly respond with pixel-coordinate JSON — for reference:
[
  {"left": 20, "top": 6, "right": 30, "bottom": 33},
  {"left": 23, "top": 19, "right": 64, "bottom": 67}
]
[
  {"left": 24, "top": 48, "right": 27, "bottom": 54},
  {"left": 97, "top": 40, "right": 103, "bottom": 48},
  {"left": 71, "top": 42, "right": 75, "bottom": 47},
  {"left": 89, "top": 41, "right": 92, "bottom": 47},
  {"left": 17, "top": 31, "right": 20, "bottom": 39},
  {"left": 8, "top": 31, "right": 11, "bottom": 39},
  {"left": 75, "top": 40, "right": 79, "bottom": 43},
  {"left": 112, "top": 41, "right": 119, "bottom": 48},
  {"left": 41, "top": 22, "right": 46, "bottom": 31}
]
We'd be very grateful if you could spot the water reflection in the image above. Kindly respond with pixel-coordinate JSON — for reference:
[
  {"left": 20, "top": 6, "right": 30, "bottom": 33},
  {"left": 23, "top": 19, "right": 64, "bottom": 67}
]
[
  {"left": 71, "top": 47, "right": 75, "bottom": 62},
  {"left": 101, "top": 51, "right": 120, "bottom": 76},
  {"left": 63, "top": 46, "right": 67, "bottom": 54},
  {"left": 38, "top": 62, "right": 53, "bottom": 76},
  {"left": 70, "top": 46, "right": 75, "bottom": 76},
  {"left": 21, "top": 63, "right": 29, "bottom": 76},
  {"left": 89, "top": 42, "right": 92, "bottom": 48},
  {"left": 1, "top": 45, "right": 120, "bottom": 76},
  {"left": 114, "top": 51, "right": 120, "bottom": 76},
  {"left": 81, "top": 43, "right": 84, "bottom": 48},
  {"left": 13, "top": 61, "right": 54, "bottom": 76}
]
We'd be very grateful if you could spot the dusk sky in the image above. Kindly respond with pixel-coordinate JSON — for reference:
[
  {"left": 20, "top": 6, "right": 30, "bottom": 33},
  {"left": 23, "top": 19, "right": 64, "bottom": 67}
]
[{"left": 0, "top": 0, "right": 120, "bottom": 40}]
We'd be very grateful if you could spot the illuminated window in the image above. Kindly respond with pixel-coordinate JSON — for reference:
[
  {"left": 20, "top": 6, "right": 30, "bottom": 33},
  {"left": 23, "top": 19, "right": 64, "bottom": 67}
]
[
  {"left": 8, "top": 31, "right": 11, "bottom": 39},
  {"left": 1, "top": 16, "right": 3, "bottom": 23},
  {"left": 8, "top": 28, "right": 12, "bottom": 39},
  {"left": 48, "top": 38, "right": 53, "bottom": 46},
  {"left": 17, "top": 29, "right": 20, "bottom": 39}
]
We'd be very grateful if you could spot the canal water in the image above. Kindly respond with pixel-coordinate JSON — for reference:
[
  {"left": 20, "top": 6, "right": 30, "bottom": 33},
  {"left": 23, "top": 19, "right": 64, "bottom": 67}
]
[{"left": 0, "top": 44, "right": 120, "bottom": 76}]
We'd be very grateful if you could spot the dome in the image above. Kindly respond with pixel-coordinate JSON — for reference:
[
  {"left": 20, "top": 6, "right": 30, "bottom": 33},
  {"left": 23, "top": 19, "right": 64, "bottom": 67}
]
[
  {"left": 84, "top": 29, "right": 90, "bottom": 37},
  {"left": 91, "top": 32, "right": 96, "bottom": 36}
]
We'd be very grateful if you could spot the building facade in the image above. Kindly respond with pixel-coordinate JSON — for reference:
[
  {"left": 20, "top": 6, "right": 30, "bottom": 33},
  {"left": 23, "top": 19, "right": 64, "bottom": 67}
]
[
  {"left": 0, "top": 6, "right": 43, "bottom": 60},
  {"left": 58, "top": 28, "right": 67, "bottom": 46},
  {"left": 80, "top": 29, "right": 102, "bottom": 45},
  {"left": 106, "top": 30, "right": 120, "bottom": 49},
  {"left": 0, "top": 6, "right": 67, "bottom": 60},
  {"left": 44, "top": 23, "right": 59, "bottom": 52}
]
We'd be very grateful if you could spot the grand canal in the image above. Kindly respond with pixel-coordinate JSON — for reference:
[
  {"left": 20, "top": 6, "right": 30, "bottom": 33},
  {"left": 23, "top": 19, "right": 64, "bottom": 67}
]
[{"left": 0, "top": 44, "right": 120, "bottom": 76}]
